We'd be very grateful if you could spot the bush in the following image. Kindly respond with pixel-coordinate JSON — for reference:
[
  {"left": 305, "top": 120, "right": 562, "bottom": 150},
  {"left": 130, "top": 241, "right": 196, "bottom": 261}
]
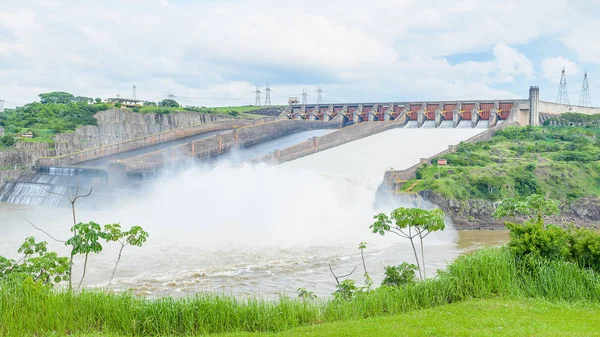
[
  {"left": 381, "top": 262, "right": 417, "bottom": 287},
  {"left": 507, "top": 221, "right": 600, "bottom": 273},
  {"left": 0, "top": 135, "right": 15, "bottom": 147}
]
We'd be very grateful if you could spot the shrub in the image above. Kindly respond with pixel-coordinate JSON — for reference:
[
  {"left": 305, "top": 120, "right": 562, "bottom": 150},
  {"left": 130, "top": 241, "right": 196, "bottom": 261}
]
[
  {"left": 0, "top": 135, "right": 15, "bottom": 147},
  {"left": 381, "top": 262, "right": 417, "bottom": 287}
]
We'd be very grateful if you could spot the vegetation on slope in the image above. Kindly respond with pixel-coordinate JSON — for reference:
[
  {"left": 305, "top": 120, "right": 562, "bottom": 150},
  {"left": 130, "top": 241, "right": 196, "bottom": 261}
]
[
  {"left": 0, "top": 92, "right": 270, "bottom": 148},
  {"left": 406, "top": 124, "right": 600, "bottom": 203}
]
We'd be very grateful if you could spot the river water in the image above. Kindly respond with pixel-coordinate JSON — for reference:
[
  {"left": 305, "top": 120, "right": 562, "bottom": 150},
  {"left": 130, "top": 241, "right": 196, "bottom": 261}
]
[{"left": 0, "top": 126, "right": 508, "bottom": 298}]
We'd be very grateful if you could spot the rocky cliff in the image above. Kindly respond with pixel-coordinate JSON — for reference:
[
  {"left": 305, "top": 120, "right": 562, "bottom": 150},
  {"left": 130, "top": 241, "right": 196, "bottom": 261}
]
[
  {"left": 0, "top": 109, "right": 237, "bottom": 187},
  {"left": 419, "top": 190, "right": 600, "bottom": 230},
  {"left": 54, "top": 109, "right": 233, "bottom": 154}
]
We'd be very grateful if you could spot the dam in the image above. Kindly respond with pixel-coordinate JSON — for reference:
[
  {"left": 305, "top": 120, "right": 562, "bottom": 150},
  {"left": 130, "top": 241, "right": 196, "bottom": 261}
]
[
  {"left": 0, "top": 124, "right": 503, "bottom": 297},
  {"left": 1, "top": 84, "right": 598, "bottom": 296}
]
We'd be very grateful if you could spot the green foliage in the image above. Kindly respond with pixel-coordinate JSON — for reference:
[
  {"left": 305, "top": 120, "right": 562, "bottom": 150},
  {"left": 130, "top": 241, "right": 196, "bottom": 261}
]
[
  {"left": 333, "top": 279, "right": 358, "bottom": 301},
  {"left": 0, "top": 101, "right": 110, "bottom": 132},
  {"left": 144, "top": 101, "right": 157, "bottom": 106},
  {"left": 39, "top": 92, "right": 75, "bottom": 104},
  {"left": 2, "top": 247, "right": 600, "bottom": 336},
  {"left": 159, "top": 98, "right": 180, "bottom": 107},
  {"left": 114, "top": 102, "right": 122, "bottom": 108},
  {"left": 95, "top": 98, "right": 102, "bottom": 104},
  {"left": 0, "top": 237, "right": 69, "bottom": 285},
  {"left": 67, "top": 221, "right": 104, "bottom": 256},
  {"left": 371, "top": 207, "right": 445, "bottom": 279},
  {"left": 0, "top": 135, "right": 15, "bottom": 147},
  {"left": 382, "top": 262, "right": 417, "bottom": 287},
  {"left": 470, "top": 175, "right": 505, "bottom": 200},
  {"left": 358, "top": 242, "right": 373, "bottom": 289},
  {"left": 297, "top": 288, "right": 317, "bottom": 300}
]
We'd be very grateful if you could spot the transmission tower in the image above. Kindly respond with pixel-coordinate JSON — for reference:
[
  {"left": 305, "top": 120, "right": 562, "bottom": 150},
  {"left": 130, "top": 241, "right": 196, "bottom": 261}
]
[
  {"left": 301, "top": 89, "right": 308, "bottom": 105},
  {"left": 316, "top": 85, "right": 323, "bottom": 104},
  {"left": 579, "top": 71, "right": 592, "bottom": 107},
  {"left": 254, "top": 86, "right": 262, "bottom": 106},
  {"left": 0, "top": 99, "right": 4, "bottom": 112},
  {"left": 132, "top": 85, "right": 137, "bottom": 100},
  {"left": 264, "top": 83, "right": 272, "bottom": 106},
  {"left": 557, "top": 67, "right": 570, "bottom": 105}
]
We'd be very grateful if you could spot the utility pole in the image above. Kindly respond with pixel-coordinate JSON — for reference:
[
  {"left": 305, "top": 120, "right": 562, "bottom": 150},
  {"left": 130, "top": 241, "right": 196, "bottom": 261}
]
[
  {"left": 254, "top": 85, "right": 262, "bottom": 106},
  {"left": 579, "top": 71, "right": 592, "bottom": 107},
  {"left": 132, "top": 85, "right": 137, "bottom": 100},
  {"left": 316, "top": 85, "right": 323, "bottom": 104},
  {"left": 301, "top": 89, "right": 308, "bottom": 105},
  {"left": 557, "top": 67, "right": 570, "bottom": 105},
  {"left": 264, "top": 83, "right": 272, "bottom": 106}
]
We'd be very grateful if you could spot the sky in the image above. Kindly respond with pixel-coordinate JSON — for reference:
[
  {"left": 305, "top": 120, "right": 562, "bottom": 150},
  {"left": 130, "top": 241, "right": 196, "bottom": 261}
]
[{"left": 0, "top": 0, "right": 599, "bottom": 108}]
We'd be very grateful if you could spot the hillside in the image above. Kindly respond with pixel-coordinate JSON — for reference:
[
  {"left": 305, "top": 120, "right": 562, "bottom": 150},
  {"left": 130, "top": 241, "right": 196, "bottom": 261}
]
[
  {"left": 399, "top": 124, "right": 600, "bottom": 228},
  {"left": 0, "top": 92, "right": 281, "bottom": 148}
]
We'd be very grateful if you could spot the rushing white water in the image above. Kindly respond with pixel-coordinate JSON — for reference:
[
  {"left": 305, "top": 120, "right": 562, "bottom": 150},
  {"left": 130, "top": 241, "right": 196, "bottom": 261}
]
[{"left": 0, "top": 125, "right": 507, "bottom": 298}]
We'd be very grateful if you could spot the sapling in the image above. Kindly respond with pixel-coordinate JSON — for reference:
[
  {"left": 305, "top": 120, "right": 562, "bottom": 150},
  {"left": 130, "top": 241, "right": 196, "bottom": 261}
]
[
  {"left": 371, "top": 207, "right": 445, "bottom": 280},
  {"left": 66, "top": 221, "right": 104, "bottom": 290},
  {"left": 103, "top": 224, "right": 148, "bottom": 292},
  {"left": 358, "top": 242, "right": 373, "bottom": 289},
  {"left": 44, "top": 182, "right": 92, "bottom": 291}
]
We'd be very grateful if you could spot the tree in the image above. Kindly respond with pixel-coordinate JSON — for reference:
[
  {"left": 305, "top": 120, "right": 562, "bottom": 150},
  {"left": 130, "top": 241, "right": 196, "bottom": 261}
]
[
  {"left": 66, "top": 221, "right": 105, "bottom": 290},
  {"left": 144, "top": 101, "right": 157, "bottom": 107},
  {"left": 103, "top": 224, "right": 148, "bottom": 291},
  {"left": 371, "top": 207, "right": 445, "bottom": 280},
  {"left": 494, "top": 194, "right": 559, "bottom": 226},
  {"left": 0, "top": 237, "right": 69, "bottom": 285},
  {"left": 159, "top": 99, "right": 179, "bottom": 108},
  {"left": 0, "top": 135, "right": 15, "bottom": 147},
  {"left": 39, "top": 92, "right": 75, "bottom": 104},
  {"left": 358, "top": 242, "right": 373, "bottom": 289},
  {"left": 74, "top": 96, "right": 93, "bottom": 104},
  {"left": 95, "top": 98, "right": 102, "bottom": 104}
]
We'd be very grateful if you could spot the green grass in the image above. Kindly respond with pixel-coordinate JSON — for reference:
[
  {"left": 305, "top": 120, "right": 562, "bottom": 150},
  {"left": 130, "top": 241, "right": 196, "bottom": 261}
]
[
  {"left": 2, "top": 247, "right": 600, "bottom": 336},
  {"left": 215, "top": 299, "right": 600, "bottom": 337},
  {"left": 404, "top": 125, "right": 600, "bottom": 203}
]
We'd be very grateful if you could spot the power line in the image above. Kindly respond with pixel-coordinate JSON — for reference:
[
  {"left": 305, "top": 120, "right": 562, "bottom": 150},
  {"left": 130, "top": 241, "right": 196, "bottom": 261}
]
[
  {"left": 557, "top": 66, "right": 570, "bottom": 104},
  {"left": 316, "top": 85, "right": 324, "bottom": 104},
  {"left": 301, "top": 88, "right": 308, "bottom": 105},
  {"left": 579, "top": 71, "right": 592, "bottom": 107},
  {"left": 264, "top": 83, "right": 272, "bottom": 106},
  {"left": 254, "top": 85, "right": 262, "bottom": 106}
]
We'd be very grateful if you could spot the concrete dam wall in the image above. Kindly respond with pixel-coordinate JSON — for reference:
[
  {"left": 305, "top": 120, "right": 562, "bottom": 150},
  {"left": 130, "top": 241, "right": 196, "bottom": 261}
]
[
  {"left": 37, "top": 118, "right": 273, "bottom": 167},
  {"left": 117, "top": 119, "right": 341, "bottom": 173}
]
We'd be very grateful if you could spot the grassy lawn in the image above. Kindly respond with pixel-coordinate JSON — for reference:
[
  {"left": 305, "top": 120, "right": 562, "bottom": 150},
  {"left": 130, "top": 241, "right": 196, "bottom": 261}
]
[
  {"left": 68, "top": 298, "right": 600, "bottom": 337},
  {"left": 217, "top": 298, "right": 600, "bottom": 337}
]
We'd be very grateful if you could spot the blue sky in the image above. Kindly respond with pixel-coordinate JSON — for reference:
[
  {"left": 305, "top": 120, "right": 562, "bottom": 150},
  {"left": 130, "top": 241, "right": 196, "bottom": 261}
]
[{"left": 0, "top": 0, "right": 598, "bottom": 108}]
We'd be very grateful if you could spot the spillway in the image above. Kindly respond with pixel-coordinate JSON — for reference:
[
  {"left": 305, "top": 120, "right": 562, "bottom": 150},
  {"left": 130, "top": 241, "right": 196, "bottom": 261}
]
[{"left": 0, "top": 125, "right": 506, "bottom": 298}]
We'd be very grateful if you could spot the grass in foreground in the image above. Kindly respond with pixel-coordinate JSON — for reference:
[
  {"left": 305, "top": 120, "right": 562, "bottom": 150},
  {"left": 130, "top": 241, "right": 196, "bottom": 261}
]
[
  {"left": 217, "top": 298, "right": 600, "bottom": 337},
  {"left": 2, "top": 248, "right": 600, "bottom": 336}
]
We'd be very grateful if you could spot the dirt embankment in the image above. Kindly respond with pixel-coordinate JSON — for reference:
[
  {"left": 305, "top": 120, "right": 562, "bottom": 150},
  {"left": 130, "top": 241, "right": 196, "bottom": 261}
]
[{"left": 419, "top": 190, "right": 600, "bottom": 230}]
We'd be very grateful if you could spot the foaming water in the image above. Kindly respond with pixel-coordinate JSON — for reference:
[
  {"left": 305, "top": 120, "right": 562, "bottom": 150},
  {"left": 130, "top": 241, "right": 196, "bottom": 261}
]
[{"left": 0, "top": 126, "right": 507, "bottom": 298}]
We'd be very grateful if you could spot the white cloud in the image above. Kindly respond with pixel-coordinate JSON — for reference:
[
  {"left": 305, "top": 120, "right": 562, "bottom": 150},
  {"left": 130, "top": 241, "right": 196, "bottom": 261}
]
[
  {"left": 562, "top": 20, "right": 600, "bottom": 64},
  {"left": 0, "top": 0, "right": 591, "bottom": 107},
  {"left": 541, "top": 57, "right": 579, "bottom": 83}
]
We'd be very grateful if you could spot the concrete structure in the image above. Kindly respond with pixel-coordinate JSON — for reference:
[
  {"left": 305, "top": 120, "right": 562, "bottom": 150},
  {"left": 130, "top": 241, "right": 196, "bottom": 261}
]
[{"left": 283, "top": 87, "right": 600, "bottom": 128}]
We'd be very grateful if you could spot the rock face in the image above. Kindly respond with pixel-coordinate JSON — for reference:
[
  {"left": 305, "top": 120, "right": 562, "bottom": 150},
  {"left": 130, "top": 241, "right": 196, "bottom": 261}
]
[
  {"left": 0, "top": 109, "right": 236, "bottom": 187},
  {"left": 54, "top": 109, "right": 233, "bottom": 155},
  {"left": 418, "top": 190, "right": 600, "bottom": 230}
]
